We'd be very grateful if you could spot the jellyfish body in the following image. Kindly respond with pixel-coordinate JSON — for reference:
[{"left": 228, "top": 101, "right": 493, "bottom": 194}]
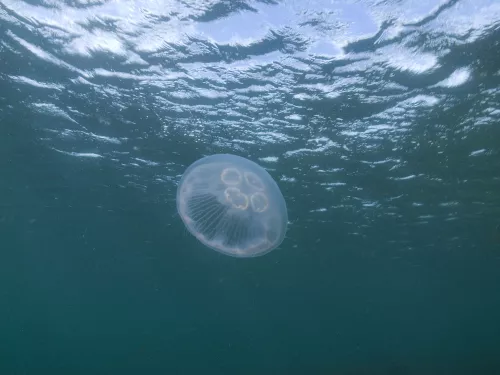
[{"left": 176, "top": 154, "right": 288, "bottom": 257}]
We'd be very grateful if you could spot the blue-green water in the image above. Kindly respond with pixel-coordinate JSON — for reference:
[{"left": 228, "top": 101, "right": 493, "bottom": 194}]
[{"left": 1, "top": 0, "right": 500, "bottom": 374}]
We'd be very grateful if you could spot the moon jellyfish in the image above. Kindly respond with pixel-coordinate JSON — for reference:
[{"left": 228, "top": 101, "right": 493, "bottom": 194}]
[{"left": 176, "top": 154, "right": 288, "bottom": 257}]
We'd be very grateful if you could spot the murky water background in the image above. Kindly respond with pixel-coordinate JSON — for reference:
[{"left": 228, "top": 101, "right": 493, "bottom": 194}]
[{"left": 1, "top": 0, "right": 500, "bottom": 374}]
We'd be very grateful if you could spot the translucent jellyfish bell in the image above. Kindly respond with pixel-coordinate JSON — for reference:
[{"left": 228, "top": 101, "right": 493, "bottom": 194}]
[{"left": 176, "top": 154, "right": 288, "bottom": 257}]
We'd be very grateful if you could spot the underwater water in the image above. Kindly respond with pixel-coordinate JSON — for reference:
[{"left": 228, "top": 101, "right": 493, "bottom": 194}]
[{"left": 0, "top": 0, "right": 500, "bottom": 374}]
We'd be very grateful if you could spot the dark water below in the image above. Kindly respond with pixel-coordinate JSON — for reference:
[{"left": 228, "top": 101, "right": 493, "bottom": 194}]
[{"left": 1, "top": 0, "right": 500, "bottom": 374}]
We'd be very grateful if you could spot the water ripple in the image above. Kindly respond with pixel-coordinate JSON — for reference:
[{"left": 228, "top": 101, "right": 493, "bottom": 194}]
[{"left": 1, "top": 0, "right": 499, "bottom": 254}]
